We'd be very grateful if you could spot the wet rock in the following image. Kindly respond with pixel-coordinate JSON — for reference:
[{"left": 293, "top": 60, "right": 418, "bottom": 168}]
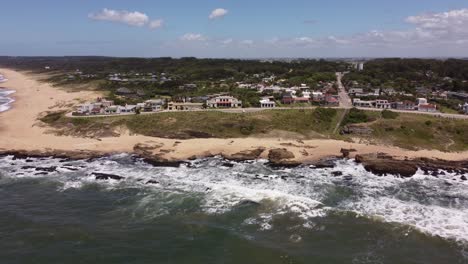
[
  {"left": 21, "top": 166, "right": 36, "bottom": 170},
  {"left": 93, "top": 172, "right": 124, "bottom": 181},
  {"left": 267, "top": 148, "right": 300, "bottom": 167},
  {"left": 236, "top": 200, "right": 260, "bottom": 208},
  {"left": 313, "top": 158, "right": 337, "bottom": 169},
  {"left": 461, "top": 176, "right": 467, "bottom": 181},
  {"left": 61, "top": 166, "right": 79, "bottom": 171},
  {"left": 34, "top": 172, "right": 48, "bottom": 176},
  {"left": 142, "top": 158, "right": 188, "bottom": 168}
]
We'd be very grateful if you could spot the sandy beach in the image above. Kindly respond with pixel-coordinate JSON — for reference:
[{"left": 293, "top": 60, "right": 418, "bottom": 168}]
[{"left": 0, "top": 68, "right": 467, "bottom": 162}]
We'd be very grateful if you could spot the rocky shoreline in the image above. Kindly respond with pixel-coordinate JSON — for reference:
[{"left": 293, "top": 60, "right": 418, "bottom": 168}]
[{"left": 1, "top": 148, "right": 467, "bottom": 179}]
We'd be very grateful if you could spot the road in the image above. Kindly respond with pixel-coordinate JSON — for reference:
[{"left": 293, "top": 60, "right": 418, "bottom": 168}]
[{"left": 336, "top": 72, "right": 353, "bottom": 109}]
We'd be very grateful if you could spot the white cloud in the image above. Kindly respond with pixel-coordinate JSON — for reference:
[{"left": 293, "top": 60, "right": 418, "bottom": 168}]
[
  {"left": 180, "top": 33, "right": 206, "bottom": 41},
  {"left": 89, "top": 8, "right": 149, "bottom": 27},
  {"left": 220, "top": 38, "right": 233, "bottom": 45},
  {"left": 240, "top": 40, "right": 254, "bottom": 45},
  {"left": 149, "top": 19, "right": 164, "bottom": 29},
  {"left": 209, "top": 8, "right": 228, "bottom": 20}
]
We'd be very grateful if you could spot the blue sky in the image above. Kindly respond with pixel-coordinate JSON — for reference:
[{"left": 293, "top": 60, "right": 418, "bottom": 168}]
[{"left": 2, "top": 0, "right": 468, "bottom": 57}]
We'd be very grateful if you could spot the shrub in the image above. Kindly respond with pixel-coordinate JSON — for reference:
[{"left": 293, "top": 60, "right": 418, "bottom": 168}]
[
  {"left": 425, "top": 120, "right": 432, "bottom": 126},
  {"left": 381, "top": 110, "right": 399, "bottom": 119},
  {"left": 343, "top": 108, "right": 369, "bottom": 125}
]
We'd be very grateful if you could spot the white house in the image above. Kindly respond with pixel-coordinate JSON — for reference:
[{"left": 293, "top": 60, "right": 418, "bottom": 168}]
[
  {"left": 260, "top": 97, "right": 276, "bottom": 108},
  {"left": 206, "top": 96, "right": 242, "bottom": 108},
  {"left": 353, "top": 98, "right": 374, "bottom": 108}
]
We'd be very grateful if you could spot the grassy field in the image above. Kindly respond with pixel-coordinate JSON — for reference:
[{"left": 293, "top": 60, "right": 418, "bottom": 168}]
[
  {"left": 369, "top": 113, "right": 468, "bottom": 151},
  {"left": 40, "top": 108, "right": 468, "bottom": 151},
  {"left": 41, "top": 108, "right": 342, "bottom": 139}
]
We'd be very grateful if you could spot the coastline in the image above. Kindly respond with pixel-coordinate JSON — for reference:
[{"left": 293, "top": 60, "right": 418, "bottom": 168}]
[{"left": 1, "top": 68, "right": 468, "bottom": 167}]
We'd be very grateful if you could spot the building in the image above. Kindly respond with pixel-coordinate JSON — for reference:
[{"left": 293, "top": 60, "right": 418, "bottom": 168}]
[
  {"left": 144, "top": 99, "right": 165, "bottom": 112},
  {"left": 353, "top": 98, "right": 374, "bottom": 108},
  {"left": 392, "top": 101, "right": 416, "bottom": 111},
  {"left": 375, "top": 100, "right": 391, "bottom": 109},
  {"left": 206, "top": 96, "right": 242, "bottom": 108},
  {"left": 416, "top": 98, "right": 428, "bottom": 105},
  {"left": 281, "top": 94, "right": 295, "bottom": 104},
  {"left": 167, "top": 102, "right": 204, "bottom": 111},
  {"left": 259, "top": 97, "right": 276, "bottom": 108},
  {"left": 418, "top": 103, "right": 438, "bottom": 113},
  {"left": 325, "top": 95, "right": 339, "bottom": 106}
]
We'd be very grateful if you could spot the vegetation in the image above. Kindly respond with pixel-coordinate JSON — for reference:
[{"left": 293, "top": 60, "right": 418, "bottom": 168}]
[
  {"left": 41, "top": 109, "right": 341, "bottom": 139},
  {"left": 370, "top": 114, "right": 468, "bottom": 151},
  {"left": 381, "top": 110, "right": 399, "bottom": 119},
  {"left": 342, "top": 108, "right": 370, "bottom": 125},
  {"left": 343, "top": 58, "right": 468, "bottom": 92}
]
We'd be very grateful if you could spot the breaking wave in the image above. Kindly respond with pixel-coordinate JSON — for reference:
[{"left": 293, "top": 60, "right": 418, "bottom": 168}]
[{"left": 0, "top": 154, "right": 467, "bottom": 243}]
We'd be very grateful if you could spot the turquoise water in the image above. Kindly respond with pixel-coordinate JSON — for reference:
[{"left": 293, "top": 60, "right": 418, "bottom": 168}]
[{"left": 1, "top": 155, "right": 467, "bottom": 263}]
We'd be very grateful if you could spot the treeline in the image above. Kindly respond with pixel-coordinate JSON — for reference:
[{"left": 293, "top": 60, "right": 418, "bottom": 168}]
[
  {"left": 343, "top": 58, "right": 468, "bottom": 92},
  {"left": 0, "top": 56, "right": 348, "bottom": 82}
]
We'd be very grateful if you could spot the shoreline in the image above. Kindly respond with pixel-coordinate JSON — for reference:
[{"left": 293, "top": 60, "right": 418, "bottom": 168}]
[{"left": 0, "top": 68, "right": 468, "bottom": 167}]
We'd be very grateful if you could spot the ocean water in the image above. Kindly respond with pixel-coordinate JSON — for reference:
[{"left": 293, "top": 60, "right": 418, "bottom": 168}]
[
  {"left": 0, "top": 154, "right": 467, "bottom": 263},
  {"left": 0, "top": 88, "right": 15, "bottom": 113}
]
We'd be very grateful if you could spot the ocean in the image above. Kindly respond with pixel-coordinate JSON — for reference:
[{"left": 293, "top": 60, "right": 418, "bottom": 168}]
[
  {"left": 0, "top": 154, "right": 467, "bottom": 263},
  {"left": 0, "top": 88, "right": 15, "bottom": 113}
]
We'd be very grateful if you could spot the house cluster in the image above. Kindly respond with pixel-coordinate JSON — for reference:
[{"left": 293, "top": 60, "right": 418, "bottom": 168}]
[
  {"left": 74, "top": 98, "right": 165, "bottom": 116},
  {"left": 66, "top": 69, "right": 97, "bottom": 80},
  {"left": 353, "top": 98, "right": 438, "bottom": 112},
  {"left": 74, "top": 95, "right": 244, "bottom": 116},
  {"left": 108, "top": 72, "right": 173, "bottom": 84},
  {"left": 278, "top": 84, "right": 339, "bottom": 106}
]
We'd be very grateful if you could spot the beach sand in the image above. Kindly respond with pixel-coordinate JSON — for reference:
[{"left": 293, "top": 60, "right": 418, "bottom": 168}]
[{"left": 1, "top": 68, "right": 467, "bottom": 162}]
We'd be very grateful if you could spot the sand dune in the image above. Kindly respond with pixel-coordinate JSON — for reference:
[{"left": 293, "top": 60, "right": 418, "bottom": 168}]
[{"left": 1, "top": 68, "right": 467, "bottom": 162}]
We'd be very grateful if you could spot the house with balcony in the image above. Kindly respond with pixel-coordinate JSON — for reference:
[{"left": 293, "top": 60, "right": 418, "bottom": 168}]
[
  {"left": 206, "top": 96, "right": 242, "bottom": 108},
  {"left": 144, "top": 99, "right": 165, "bottom": 112},
  {"left": 353, "top": 98, "right": 375, "bottom": 108},
  {"left": 375, "top": 100, "right": 391, "bottom": 109},
  {"left": 168, "top": 102, "right": 204, "bottom": 111}
]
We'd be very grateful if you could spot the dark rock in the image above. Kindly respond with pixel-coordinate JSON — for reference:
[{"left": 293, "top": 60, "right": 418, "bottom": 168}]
[
  {"left": 313, "top": 158, "right": 337, "bottom": 169},
  {"left": 461, "top": 176, "right": 467, "bottom": 181},
  {"left": 34, "top": 172, "right": 48, "bottom": 176},
  {"left": 61, "top": 166, "right": 79, "bottom": 171},
  {"left": 332, "top": 171, "right": 343, "bottom": 177},
  {"left": 340, "top": 148, "right": 357, "bottom": 158},
  {"left": 93, "top": 172, "right": 124, "bottom": 181},
  {"left": 221, "top": 162, "right": 235, "bottom": 168},
  {"left": 35, "top": 167, "right": 57, "bottom": 172},
  {"left": 142, "top": 158, "right": 188, "bottom": 168},
  {"left": 343, "top": 175, "right": 353, "bottom": 181},
  {"left": 21, "top": 166, "right": 36, "bottom": 170},
  {"left": 146, "top": 180, "right": 159, "bottom": 185}
]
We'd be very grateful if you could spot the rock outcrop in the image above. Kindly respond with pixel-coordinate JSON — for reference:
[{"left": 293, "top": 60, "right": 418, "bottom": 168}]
[
  {"left": 267, "top": 148, "right": 301, "bottom": 167},
  {"left": 224, "top": 147, "right": 266, "bottom": 162}
]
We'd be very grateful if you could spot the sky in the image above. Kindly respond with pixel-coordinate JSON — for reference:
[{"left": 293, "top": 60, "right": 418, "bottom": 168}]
[{"left": 1, "top": 0, "right": 468, "bottom": 58}]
